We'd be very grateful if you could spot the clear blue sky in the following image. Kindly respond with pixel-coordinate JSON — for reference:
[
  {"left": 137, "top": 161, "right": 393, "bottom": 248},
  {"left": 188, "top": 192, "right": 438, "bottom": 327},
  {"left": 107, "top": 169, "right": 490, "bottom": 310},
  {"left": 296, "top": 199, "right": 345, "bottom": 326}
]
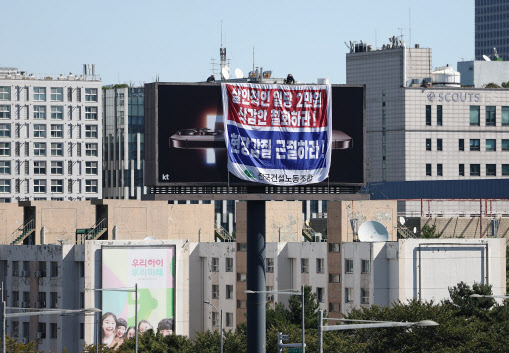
[{"left": 2, "top": 0, "right": 474, "bottom": 85}]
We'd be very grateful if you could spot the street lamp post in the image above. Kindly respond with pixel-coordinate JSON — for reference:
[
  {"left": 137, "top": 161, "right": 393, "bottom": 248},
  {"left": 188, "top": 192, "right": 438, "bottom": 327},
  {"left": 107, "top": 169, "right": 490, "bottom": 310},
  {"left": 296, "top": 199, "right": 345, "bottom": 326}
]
[
  {"left": 1, "top": 307, "right": 100, "bottom": 353},
  {"left": 85, "top": 284, "right": 138, "bottom": 353},
  {"left": 317, "top": 309, "right": 439, "bottom": 353},
  {"left": 245, "top": 286, "right": 305, "bottom": 353},
  {"left": 204, "top": 300, "right": 223, "bottom": 353},
  {"left": 470, "top": 294, "right": 509, "bottom": 299}
]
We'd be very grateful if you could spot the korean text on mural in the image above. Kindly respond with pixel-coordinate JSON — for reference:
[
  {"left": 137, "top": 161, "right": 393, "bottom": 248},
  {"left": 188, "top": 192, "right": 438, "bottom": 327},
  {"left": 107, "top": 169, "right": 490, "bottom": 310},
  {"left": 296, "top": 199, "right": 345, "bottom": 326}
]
[{"left": 258, "top": 173, "right": 314, "bottom": 183}]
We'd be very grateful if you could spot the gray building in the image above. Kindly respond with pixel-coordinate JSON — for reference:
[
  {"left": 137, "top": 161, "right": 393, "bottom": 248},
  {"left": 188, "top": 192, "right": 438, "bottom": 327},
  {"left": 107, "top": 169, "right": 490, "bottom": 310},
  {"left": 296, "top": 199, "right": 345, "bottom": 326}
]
[
  {"left": 458, "top": 59, "right": 509, "bottom": 87},
  {"left": 102, "top": 86, "right": 146, "bottom": 199},
  {"left": 346, "top": 41, "right": 509, "bottom": 215},
  {"left": 0, "top": 67, "right": 102, "bottom": 202},
  {"left": 475, "top": 0, "right": 509, "bottom": 61}
]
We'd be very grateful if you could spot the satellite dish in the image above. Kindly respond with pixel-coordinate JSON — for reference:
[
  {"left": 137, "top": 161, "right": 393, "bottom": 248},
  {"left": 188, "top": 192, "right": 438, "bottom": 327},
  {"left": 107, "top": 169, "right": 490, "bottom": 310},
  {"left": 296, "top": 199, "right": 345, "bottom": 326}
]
[
  {"left": 234, "top": 68, "right": 244, "bottom": 79},
  {"left": 305, "top": 220, "right": 310, "bottom": 227},
  {"left": 413, "top": 227, "right": 417, "bottom": 234},
  {"left": 399, "top": 216, "right": 406, "bottom": 225},
  {"left": 144, "top": 236, "right": 157, "bottom": 241},
  {"left": 221, "top": 67, "right": 230, "bottom": 80},
  {"left": 358, "top": 221, "right": 389, "bottom": 242},
  {"left": 483, "top": 55, "right": 491, "bottom": 61}
]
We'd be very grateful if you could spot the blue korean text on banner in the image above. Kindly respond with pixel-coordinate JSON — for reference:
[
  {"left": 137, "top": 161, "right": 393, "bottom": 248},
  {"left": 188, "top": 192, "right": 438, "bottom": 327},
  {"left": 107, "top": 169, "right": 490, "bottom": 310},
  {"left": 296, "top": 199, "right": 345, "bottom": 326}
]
[{"left": 222, "top": 83, "right": 332, "bottom": 186}]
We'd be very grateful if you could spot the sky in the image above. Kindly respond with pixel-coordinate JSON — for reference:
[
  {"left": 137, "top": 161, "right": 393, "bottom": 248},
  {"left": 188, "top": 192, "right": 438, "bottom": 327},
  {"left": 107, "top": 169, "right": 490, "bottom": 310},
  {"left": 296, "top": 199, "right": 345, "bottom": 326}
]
[{"left": 2, "top": 0, "right": 474, "bottom": 85}]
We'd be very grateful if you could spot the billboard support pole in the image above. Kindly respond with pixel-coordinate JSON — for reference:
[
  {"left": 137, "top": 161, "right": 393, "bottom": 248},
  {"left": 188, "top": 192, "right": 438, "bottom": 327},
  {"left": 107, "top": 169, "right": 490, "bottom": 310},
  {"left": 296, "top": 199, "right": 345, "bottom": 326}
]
[
  {"left": 96, "top": 311, "right": 99, "bottom": 353},
  {"left": 246, "top": 200, "right": 266, "bottom": 353},
  {"left": 135, "top": 283, "right": 138, "bottom": 353}
]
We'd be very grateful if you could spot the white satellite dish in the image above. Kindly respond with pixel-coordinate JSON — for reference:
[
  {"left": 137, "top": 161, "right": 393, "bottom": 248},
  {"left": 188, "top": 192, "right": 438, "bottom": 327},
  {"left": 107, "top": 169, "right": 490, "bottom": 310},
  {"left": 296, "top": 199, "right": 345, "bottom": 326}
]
[
  {"left": 399, "top": 216, "right": 406, "bottom": 225},
  {"left": 305, "top": 220, "right": 310, "bottom": 227},
  {"left": 483, "top": 54, "right": 491, "bottom": 61},
  {"left": 221, "top": 67, "right": 230, "bottom": 80},
  {"left": 358, "top": 221, "right": 389, "bottom": 242},
  {"left": 234, "top": 68, "right": 244, "bottom": 79},
  {"left": 413, "top": 227, "right": 417, "bottom": 234},
  {"left": 144, "top": 236, "right": 157, "bottom": 241}
]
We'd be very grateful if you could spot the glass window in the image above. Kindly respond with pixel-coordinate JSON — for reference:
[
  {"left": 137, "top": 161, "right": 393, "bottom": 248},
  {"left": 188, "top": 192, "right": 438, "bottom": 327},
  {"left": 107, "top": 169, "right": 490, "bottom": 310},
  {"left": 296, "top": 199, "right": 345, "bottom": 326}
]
[
  {"left": 486, "top": 164, "right": 496, "bottom": 176},
  {"left": 503, "top": 165, "right": 509, "bottom": 176},
  {"left": 33, "top": 87, "right": 46, "bottom": 101},
  {"left": 425, "top": 105, "right": 431, "bottom": 126},
  {"left": 361, "top": 259, "right": 370, "bottom": 274},
  {"left": 33, "top": 124, "right": 46, "bottom": 138},
  {"left": 459, "top": 139, "right": 464, "bottom": 151},
  {"left": 236, "top": 243, "right": 247, "bottom": 251},
  {"left": 50, "top": 323, "right": 57, "bottom": 338},
  {"left": 266, "top": 258, "right": 274, "bottom": 273},
  {"left": 301, "top": 258, "right": 309, "bottom": 273},
  {"left": 470, "top": 139, "right": 480, "bottom": 151},
  {"left": 51, "top": 180, "right": 63, "bottom": 193},
  {"left": 502, "top": 139, "right": 509, "bottom": 151},
  {"left": 0, "top": 87, "right": 11, "bottom": 100},
  {"left": 211, "top": 311, "right": 219, "bottom": 327},
  {"left": 0, "top": 142, "right": 10, "bottom": 156},
  {"left": 67, "top": 87, "right": 73, "bottom": 102},
  {"left": 470, "top": 164, "right": 481, "bottom": 176},
  {"left": 345, "top": 288, "right": 353, "bottom": 303},
  {"left": 51, "top": 143, "right": 63, "bottom": 156},
  {"left": 51, "top": 106, "right": 63, "bottom": 120},
  {"left": 426, "top": 164, "right": 432, "bottom": 176},
  {"left": 225, "top": 312, "right": 233, "bottom": 327},
  {"left": 85, "top": 88, "right": 98, "bottom": 102},
  {"left": 437, "top": 105, "right": 443, "bottom": 126},
  {"left": 50, "top": 124, "right": 63, "bottom": 138},
  {"left": 459, "top": 164, "right": 465, "bottom": 176},
  {"left": 316, "top": 258, "right": 324, "bottom": 273},
  {"left": 317, "top": 287, "right": 324, "bottom": 303},
  {"left": 226, "top": 285, "right": 233, "bottom": 300},
  {"left": 211, "top": 258, "right": 219, "bottom": 272},
  {"left": 328, "top": 243, "right": 340, "bottom": 252},
  {"left": 345, "top": 259, "right": 354, "bottom": 273},
  {"left": 0, "top": 180, "right": 10, "bottom": 193},
  {"left": 486, "top": 106, "right": 496, "bottom": 126},
  {"left": 33, "top": 106, "right": 46, "bottom": 120},
  {"left": 211, "top": 284, "right": 219, "bottom": 299},
  {"left": 33, "top": 161, "right": 46, "bottom": 175},
  {"left": 34, "top": 143, "right": 46, "bottom": 156},
  {"left": 329, "top": 274, "right": 340, "bottom": 283},
  {"left": 85, "top": 179, "right": 98, "bottom": 193},
  {"left": 426, "top": 138, "right": 431, "bottom": 151},
  {"left": 34, "top": 179, "right": 46, "bottom": 193},
  {"left": 0, "top": 161, "right": 10, "bottom": 175},
  {"left": 470, "top": 106, "right": 480, "bottom": 126},
  {"left": 0, "top": 123, "right": 10, "bottom": 137},
  {"left": 0, "top": 105, "right": 11, "bottom": 119},
  {"left": 85, "top": 143, "right": 98, "bottom": 156},
  {"left": 502, "top": 107, "right": 509, "bottom": 126},
  {"left": 50, "top": 88, "right": 63, "bottom": 102},
  {"left": 85, "top": 125, "right": 97, "bottom": 138},
  {"left": 437, "top": 139, "right": 443, "bottom": 151},
  {"left": 51, "top": 161, "right": 63, "bottom": 175},
  {"left": 85, "top": 161, "right": 97, "bottom": 175},
  {"left": 237, "top": 273, "right": 247, "bottom": 282},
  {"left": 437, "top": 164, "right": 443, "bottom": 176},
  {"left": 486, "top": 139, "right": 496, "bottom": 151},
  {"left": 361, "top": 288, "right": 370, "bottom": 304},
  {"left": 225, "top": 258, "right": 233, "bottom": 272},
  {"left": 85, "top": 107, "right": 98, "bottom": 120}
]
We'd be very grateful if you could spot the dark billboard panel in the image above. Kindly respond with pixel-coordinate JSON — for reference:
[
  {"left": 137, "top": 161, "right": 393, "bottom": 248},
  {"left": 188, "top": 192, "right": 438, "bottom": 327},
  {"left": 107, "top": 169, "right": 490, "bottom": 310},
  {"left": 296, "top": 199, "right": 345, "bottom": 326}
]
[{"left": 146, "top": 83, "right": 364, "bottom": 187}]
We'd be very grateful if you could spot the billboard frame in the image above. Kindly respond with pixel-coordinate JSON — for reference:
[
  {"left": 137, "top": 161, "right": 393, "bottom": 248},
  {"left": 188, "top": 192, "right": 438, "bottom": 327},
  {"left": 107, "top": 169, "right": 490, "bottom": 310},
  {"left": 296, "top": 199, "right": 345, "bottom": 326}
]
[
  {"left": 144, "top": 82, "right": 366, "bottom": 191},
  {"left": 100, "top": 244, "right": 177, "bottom": 336}
]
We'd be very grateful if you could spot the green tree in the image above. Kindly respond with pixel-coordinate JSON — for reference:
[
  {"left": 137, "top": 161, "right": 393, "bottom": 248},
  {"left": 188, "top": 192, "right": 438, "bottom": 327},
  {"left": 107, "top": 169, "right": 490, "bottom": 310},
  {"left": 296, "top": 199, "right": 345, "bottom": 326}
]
[
  {"left": 485, "top": 82, "right": 501, "bottom": 88},
  {"left": 420, "top": 224, "right": 442, "bottom": 238}
]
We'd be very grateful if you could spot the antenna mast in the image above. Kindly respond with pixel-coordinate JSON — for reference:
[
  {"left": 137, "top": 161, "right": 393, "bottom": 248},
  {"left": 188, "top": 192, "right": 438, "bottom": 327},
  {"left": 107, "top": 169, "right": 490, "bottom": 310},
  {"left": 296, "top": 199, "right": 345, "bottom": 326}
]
[{"left": 220, "top": 20, "right": 227, "bottom": 79}]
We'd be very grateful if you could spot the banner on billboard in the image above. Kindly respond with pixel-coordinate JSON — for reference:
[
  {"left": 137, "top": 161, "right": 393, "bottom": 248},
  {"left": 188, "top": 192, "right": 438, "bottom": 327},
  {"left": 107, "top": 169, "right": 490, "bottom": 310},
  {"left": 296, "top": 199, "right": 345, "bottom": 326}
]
[
  {"left": 222, "top": 83, "right": 332, "bottom": 185},
  {"left": 101, "top": 246, "right": 175, "bottom": 348}
]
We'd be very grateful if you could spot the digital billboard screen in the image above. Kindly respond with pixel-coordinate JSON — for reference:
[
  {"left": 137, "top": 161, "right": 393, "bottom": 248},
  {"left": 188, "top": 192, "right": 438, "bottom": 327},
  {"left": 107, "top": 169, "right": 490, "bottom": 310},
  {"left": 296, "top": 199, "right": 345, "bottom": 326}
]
[
  {"left": 101, "top": 246, "right": 175, "bottom": 348},
  {"left": 147, "top": 83, "right": 364, "bottom": 187}
]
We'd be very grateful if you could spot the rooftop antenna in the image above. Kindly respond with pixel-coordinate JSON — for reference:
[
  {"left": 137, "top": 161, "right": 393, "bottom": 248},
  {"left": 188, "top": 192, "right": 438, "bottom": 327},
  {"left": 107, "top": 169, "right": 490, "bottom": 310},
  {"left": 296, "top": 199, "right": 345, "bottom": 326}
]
[
  {"left": 252, "top": 46, "right": 255, "bottom": 74},
  {"left": 220, "top": 20, "right": 228, "bottom": 80},
  {"left": 397, "top": 27, "right": 404, "bottom": 43}
]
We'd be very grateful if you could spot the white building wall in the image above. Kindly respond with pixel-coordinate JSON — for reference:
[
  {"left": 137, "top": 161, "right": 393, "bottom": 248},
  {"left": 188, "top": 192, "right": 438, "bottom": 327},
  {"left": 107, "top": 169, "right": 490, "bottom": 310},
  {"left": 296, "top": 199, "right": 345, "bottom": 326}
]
[{"left": 0, "top": 73, "right": 102, "bottom": 202}]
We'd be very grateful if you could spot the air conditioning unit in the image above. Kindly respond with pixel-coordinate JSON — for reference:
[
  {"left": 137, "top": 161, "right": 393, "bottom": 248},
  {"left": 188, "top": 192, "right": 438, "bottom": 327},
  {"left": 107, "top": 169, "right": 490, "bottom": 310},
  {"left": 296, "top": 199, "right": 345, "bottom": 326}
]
[
  {"left": 36, "top": 301, "right": 46, "bottom": 308},
  {"left": 21, "top": 338, "right": 29, "bottom": 344},
  {"left": 34, "top": 271, "right": 41, "bottom": 278},
  {"left": 35, "top": 332, "right": 45, "bottom": 339},
  {"left": 21, "top": 301, "right": 30, "bottom": 308},
  {"left": 21, "top": 270, "right": 30, "bottom": 277}
]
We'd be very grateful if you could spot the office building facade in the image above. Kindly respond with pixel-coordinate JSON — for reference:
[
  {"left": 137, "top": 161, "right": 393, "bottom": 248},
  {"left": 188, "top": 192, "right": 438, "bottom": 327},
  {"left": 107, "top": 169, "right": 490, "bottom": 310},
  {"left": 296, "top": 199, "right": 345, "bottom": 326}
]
[
  {"left": 475, "top": 0, "right": 509, "bottom": 61},
  {"left": 0, "top": 68, "right": 102, "bottom": 203}
]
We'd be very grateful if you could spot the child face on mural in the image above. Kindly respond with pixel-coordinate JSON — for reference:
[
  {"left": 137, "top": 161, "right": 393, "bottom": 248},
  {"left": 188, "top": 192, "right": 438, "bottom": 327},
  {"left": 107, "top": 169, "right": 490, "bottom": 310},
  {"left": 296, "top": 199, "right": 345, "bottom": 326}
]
[{"left": 102, "top": 314, "right": 116, "bottom": 338}]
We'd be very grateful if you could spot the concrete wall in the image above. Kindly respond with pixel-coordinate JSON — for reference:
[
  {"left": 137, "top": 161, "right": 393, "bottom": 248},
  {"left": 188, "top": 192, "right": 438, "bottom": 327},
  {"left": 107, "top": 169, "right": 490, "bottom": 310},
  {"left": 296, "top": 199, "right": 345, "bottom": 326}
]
[
  {"left": 31, "top": 201, "right": 96, "bottom": 245},
  {"left": 168, "top": 204, "right": 214, "bottom": 242},
  {"left": 0, "top": 203, "right": 23, "bottom": 244},
  {"left": 265, "top": 201, "right": 302, "bottom": 242}
]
